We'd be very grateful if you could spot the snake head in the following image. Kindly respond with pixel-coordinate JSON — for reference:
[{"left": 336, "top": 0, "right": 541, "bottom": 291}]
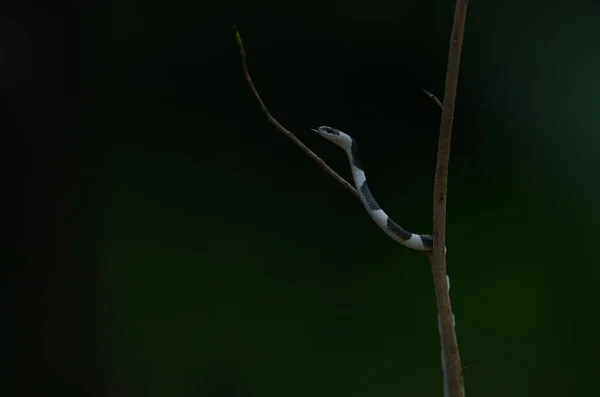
[
  {"left": 312, "top": 126, "right": 351, "bottom": 149},
  {"left": 313, "top": 126, "right": 340, "bottom": 137}
]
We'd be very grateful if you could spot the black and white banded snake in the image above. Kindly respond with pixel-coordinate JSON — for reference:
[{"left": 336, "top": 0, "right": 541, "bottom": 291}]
[{"left": 312, "top": 125, "right": 455, "bottom": 397}]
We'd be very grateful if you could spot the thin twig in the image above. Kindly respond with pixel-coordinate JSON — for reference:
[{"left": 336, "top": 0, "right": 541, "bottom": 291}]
[
  {"left": 422, "top": 88, "right": 443, "bottom": 110},
  {"left": 234, "top": 27, "right": 359, "bottom": 198},
  {"left": 429, "top": 1, "right": 469, "bottom": 397}
]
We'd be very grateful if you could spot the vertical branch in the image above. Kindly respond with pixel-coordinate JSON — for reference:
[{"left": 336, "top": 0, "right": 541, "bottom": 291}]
[{"left": 430, "top": 1, "right": 469, "bottom": 397}]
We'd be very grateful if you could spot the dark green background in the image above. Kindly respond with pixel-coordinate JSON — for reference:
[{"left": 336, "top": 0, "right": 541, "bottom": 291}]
[{"left": 18, "top": 0, "right": 599, "bottom": 396}]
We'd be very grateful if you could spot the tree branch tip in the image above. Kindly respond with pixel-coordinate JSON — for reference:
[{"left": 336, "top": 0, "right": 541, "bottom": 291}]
[
  {"left": 233, "top": 25, "right": 242, "bottom": 46},
  {"left": 422, "top": 88, "right": 443, "bottom": 110}
]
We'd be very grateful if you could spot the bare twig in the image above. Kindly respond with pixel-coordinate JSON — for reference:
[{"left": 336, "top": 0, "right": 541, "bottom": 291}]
[
  {"left": 422, "top": 88, "right": 443, "bottom": 110},
  {"left": 429, "top": 1, "right": 469, "bottom": 397},
  {"left": 234, "top": 27, "right": 359, "bottom": 198}
]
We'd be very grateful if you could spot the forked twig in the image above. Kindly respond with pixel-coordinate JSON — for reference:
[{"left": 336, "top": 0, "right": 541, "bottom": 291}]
[
  {"left": 235, "top": 0, "right": 468, "bottom": 392},
  {"left": 234, "top": 27, "right": 359, "bottom": 198}
]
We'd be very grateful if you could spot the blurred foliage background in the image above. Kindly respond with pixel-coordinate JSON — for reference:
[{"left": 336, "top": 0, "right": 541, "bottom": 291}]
[{"left": 14, "top": 0, "right": 599, "bottom": 396}]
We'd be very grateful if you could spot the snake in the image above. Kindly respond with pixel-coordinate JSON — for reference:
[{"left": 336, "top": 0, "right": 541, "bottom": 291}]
[
  {"left": 312, "top": 126, "right": 434, "bottom": 251},
  {"left": 312, "top": 125, "right": 454, "bottom": 397}
]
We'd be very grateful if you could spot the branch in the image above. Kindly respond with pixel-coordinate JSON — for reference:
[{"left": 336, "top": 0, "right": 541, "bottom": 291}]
[
  {"left": 429, "top": 1, "right": 469, "bottom": 397},
  {"left": 422, "top": 89, "right": 443, "bottom": 110},
  {"left": 234, "top": 27, "right": 359, "bottom": 198}
]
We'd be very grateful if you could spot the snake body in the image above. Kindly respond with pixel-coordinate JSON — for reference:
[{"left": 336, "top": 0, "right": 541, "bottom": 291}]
[
  {"left": 313, "top": 125, "right": 453, "bottom": 396},
  {"left": 312, "top": 126, "right": 434, "bottom": 251}
]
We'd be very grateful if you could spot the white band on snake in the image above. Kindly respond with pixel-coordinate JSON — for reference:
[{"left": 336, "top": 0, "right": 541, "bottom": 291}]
[{"left": 313, "top": 125, "right": 454, "bottom": 397}]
